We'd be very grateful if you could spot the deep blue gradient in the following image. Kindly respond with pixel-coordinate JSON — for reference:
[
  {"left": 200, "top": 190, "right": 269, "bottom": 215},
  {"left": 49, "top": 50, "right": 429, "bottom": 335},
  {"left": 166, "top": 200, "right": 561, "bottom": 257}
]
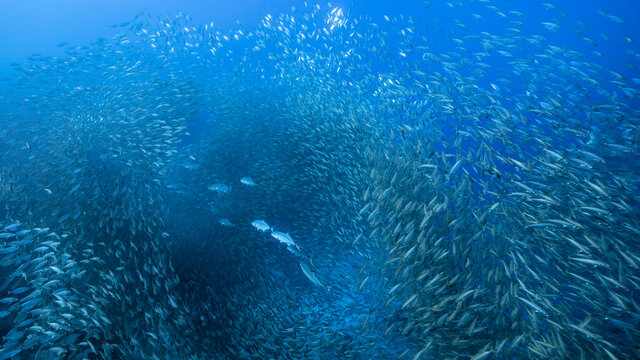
[{"left": 0, "top": 1, "right": 639, "bottom": 359}]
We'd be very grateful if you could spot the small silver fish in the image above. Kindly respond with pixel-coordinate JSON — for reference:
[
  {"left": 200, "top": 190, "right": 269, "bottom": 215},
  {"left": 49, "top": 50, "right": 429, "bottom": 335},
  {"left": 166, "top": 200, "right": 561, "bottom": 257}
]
[
  {"left": 271, "top": 231, "right": 295, "bottom": 246},
  {"left": 240, "top": 177, "right": 256, "bottom": 186},
  {"left": 207, "top": 183, "right": 229, "bottom": 193},
  {"left": 251, "top": 220, "right": 271, "bottom": 232},
  {"left": 219, "top": 218, "right": 233, "bottom": 227},
  {"left": 3, "top": 223, "right": 21, "bottom": 232}
]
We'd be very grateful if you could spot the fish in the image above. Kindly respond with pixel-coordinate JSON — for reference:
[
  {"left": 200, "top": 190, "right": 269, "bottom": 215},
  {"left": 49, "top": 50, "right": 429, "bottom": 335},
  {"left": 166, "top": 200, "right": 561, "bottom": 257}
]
[
  {"left": 251, "top": 220, "right": 272, "bottom": 232},
  {"left": 207, "top": 183, "right": 229, "bottom": 193},
  {"left": 271, "top": 231, "right": 295, "bottom": 246},
  {"left": 286, "top": 244, "right": 301, "bottom": 256},
  {"left": 0, "top": 2, "right": 638, "bottom": 360},
  {"left": 3, "top": 223, "right": 21, "bottom": 232},
  {"left": 0, "top": 247, "right": 18, "bottom": 255},
  {"left": 14, "top": 229, "right": 30, "bottom": 237},
  {"left": 0, "top": 349, "right": 21, "bottom": 360},
  {"left": 218, "top": 218, "right": 233, "bottom": 227},
  {"left": 240, "top": 177, "right": 256, "bottom": 186},
  {"left": 9, "top": 287, "right": 30, "bottom": 295},
  {"left": 299, "top": 261, "right": 327, "bottom": 290}
]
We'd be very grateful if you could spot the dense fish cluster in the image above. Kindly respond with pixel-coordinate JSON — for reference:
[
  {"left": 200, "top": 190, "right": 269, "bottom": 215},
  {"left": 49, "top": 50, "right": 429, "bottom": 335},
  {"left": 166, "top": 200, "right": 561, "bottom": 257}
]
[{"left": 1, "top": 1, "right": 639, "bottom": 359}]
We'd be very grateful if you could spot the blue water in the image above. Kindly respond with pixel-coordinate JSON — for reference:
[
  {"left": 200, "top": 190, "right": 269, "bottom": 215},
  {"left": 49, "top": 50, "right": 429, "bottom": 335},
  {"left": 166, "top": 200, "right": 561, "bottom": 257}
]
[
  {"left": 1, "top": 1, "right": 639, "bottom": 359},
  {"left": 1, "top": 1, "right": 638, "bottom": 63}
]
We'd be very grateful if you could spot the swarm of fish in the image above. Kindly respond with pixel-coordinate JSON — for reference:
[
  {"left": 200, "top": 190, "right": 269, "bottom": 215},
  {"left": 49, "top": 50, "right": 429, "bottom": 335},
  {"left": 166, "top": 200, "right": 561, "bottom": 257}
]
[
  {"left": 250, "top": 220, "right": 323, "bottom": 287},
  {"left": 1, "top": 1, "right": 639, "bottom": 360}
]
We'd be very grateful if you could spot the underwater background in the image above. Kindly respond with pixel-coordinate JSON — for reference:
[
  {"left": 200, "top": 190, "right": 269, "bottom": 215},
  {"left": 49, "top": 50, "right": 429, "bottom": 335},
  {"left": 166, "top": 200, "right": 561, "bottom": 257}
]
[{"left": 1, "top": 0, "right": 640, "bottom": 359}]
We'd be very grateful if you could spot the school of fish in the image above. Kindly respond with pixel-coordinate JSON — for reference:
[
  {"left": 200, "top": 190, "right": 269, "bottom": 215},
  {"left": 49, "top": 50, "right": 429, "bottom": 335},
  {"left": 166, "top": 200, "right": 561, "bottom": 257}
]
[{"left": 0, "top": 1, "right": 639, "bottom": 359}]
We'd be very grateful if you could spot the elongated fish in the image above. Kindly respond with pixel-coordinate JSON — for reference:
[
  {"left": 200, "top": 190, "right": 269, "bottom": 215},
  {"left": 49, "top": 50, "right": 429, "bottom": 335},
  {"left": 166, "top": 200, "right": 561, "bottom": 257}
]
[{"left": 299, "top": 262, "right": 328, "bottom": 290}]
